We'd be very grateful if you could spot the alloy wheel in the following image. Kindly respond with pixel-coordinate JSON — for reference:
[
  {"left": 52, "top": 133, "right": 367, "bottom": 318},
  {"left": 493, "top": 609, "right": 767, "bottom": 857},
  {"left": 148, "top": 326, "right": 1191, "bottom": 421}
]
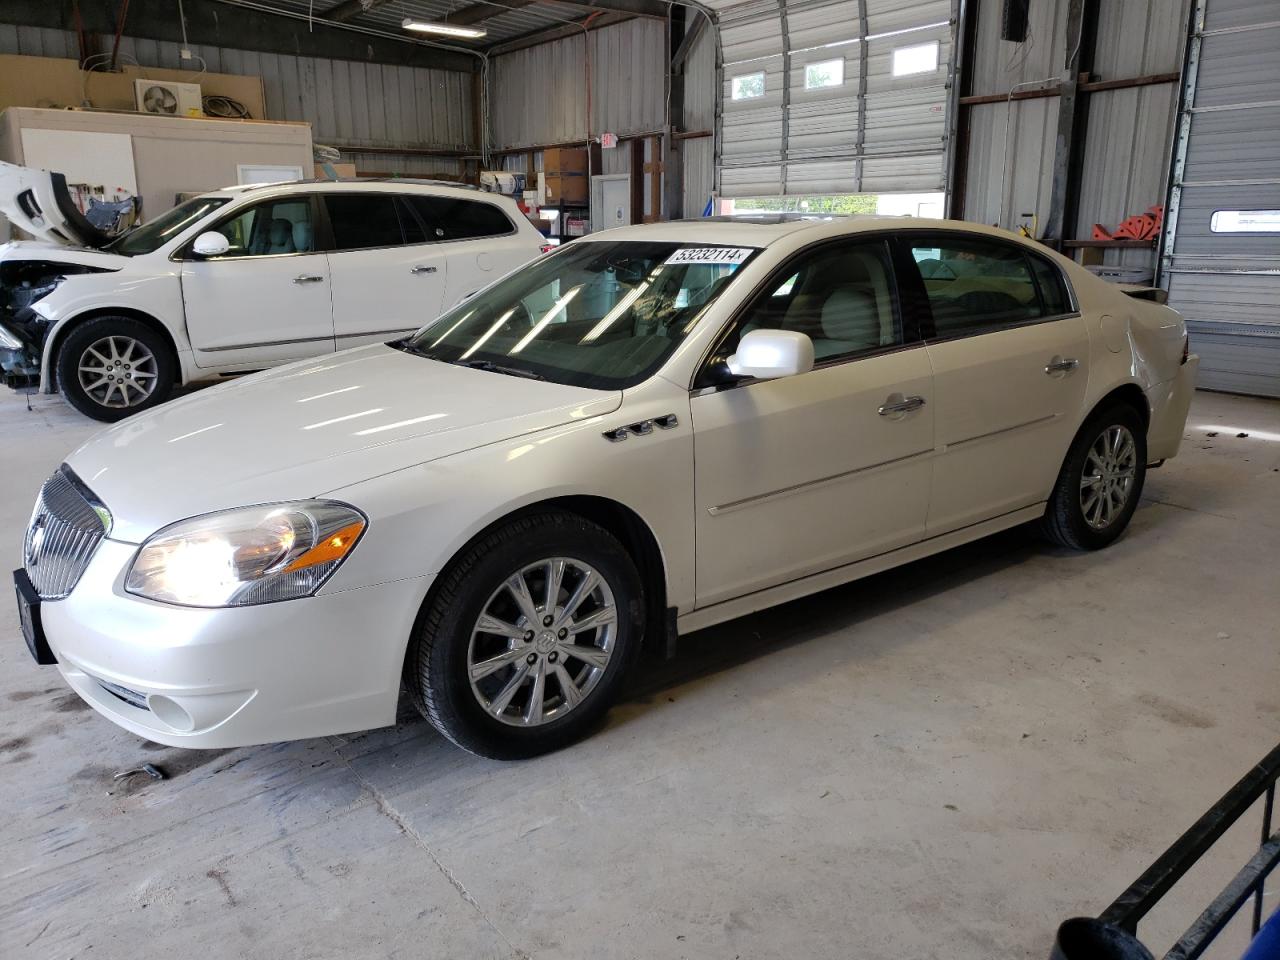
[
  {"left": 77, "top": 335, "right": 159, "bottom": 409},
  {"left": 1080, "top": 424, "right": 1138, "bottom": 529},
  {"left": 467, "top": 557, "right": 617, "bottom": 727}
]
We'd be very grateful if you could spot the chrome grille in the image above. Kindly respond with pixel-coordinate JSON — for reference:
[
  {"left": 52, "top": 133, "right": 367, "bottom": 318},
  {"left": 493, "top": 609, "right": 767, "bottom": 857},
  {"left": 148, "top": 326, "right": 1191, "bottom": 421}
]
[{"left": 22, "top": 465, "right": 110, "bottom": 600}]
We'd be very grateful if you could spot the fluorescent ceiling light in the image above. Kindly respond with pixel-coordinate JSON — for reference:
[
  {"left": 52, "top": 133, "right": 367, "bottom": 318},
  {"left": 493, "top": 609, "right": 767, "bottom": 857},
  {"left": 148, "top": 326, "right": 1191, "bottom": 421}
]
[{"left": 402, "top": 18, "right": 486, "bottom": 39}]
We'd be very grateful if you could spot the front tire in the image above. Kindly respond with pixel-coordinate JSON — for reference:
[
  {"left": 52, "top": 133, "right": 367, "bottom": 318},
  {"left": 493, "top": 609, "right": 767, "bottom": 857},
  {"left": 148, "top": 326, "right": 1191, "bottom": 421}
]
[
  {"left": 405, "top": 512, "right": 644, "bottom": 760},
  {"left": 56, "top": 316, "right": 175, "bottom": 422},
  {"left": 1042, "top": 402, "right": 1147, "bottom": 550}
]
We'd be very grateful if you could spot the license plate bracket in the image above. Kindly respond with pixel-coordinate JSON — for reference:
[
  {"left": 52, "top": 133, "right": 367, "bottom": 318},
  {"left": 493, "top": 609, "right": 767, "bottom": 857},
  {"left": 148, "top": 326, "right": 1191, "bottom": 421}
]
[{"left": 13, "top": 568, "right": 56, "bottom": 665}]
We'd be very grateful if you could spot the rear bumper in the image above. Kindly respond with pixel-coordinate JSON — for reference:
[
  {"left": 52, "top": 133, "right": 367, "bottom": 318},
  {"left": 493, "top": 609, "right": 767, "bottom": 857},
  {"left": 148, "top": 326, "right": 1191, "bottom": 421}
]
[
  {"left": 1146, "top": 355, "right": 1199, "bottom": 462},
  {"left": 41, "top": 539, "right": 430, "bottom": 748}
]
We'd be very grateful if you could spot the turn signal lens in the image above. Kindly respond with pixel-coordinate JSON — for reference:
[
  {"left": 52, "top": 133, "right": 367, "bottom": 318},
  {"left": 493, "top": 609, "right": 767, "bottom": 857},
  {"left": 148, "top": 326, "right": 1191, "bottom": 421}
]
[{"left": 126, "top": 501, "right": 366, "bottom": 607}]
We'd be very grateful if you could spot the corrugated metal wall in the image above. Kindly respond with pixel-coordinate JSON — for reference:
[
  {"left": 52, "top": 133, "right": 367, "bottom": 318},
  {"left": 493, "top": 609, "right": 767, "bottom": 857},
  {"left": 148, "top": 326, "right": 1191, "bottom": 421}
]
[
  {"left": 960, "top": 0, "right": 1188, "bottom": 269},
  {"left": 489, "top": 19, "right": 666, "bottom": 151},
  {"left": 0, "top": 22, "right": 475, "bottom": 175},
  {"left": 683, "top": 23, "right": 717, "bottom": 215}
]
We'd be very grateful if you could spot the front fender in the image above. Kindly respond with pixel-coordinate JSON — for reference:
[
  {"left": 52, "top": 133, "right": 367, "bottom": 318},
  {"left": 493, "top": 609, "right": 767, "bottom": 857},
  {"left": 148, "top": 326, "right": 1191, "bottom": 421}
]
[
  {"left": 320, "top": 389, "right": 697, "bottom": 617},
  {"left": 32, "top": 271, "right": 187, "bottom": 391}
]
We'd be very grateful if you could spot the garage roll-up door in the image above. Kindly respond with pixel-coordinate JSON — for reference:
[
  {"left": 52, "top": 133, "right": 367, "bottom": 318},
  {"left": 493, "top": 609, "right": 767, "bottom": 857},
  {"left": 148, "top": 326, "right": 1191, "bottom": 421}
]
[
  {"left": 1161, "top": 0, "right": 1280, "bottom": 396},
  {"left": 717, "top": 0, "right": 955, "bottom": 198}
]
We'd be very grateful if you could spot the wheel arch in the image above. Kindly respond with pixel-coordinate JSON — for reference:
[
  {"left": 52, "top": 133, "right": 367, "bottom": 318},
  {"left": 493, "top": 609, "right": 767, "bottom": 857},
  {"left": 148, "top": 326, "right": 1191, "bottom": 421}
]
[
  {"left": 1089, "top": 382, "right": 1151, "bottom": 432},
  {"left": 406, "top": 494, "right": 671, "bottom": 668},
  {"left": 44, "top": 307, "right": 182, "bottom": 390}
]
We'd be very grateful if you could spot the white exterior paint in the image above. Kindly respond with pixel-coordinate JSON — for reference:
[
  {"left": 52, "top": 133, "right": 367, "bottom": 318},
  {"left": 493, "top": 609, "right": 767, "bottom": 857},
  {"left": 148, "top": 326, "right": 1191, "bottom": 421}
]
[
  {"left": 0, "top": 178, "right": 544, "bottom": 400},
  {"left": 25, "top": 217, "right": 1198, "bottom": 749}
]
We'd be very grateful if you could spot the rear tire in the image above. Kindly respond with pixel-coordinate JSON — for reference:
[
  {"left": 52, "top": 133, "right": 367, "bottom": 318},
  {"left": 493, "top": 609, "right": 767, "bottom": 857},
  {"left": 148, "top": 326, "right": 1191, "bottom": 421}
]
[
  {"left": 404, "top": 512, "right": 644, "bottom": 760},
  {"left": 1041, "top": 402, "right": 1147, "bottom": 550},
  {"left": 56, "top": 316, "right": 175, "bottom": 422}
]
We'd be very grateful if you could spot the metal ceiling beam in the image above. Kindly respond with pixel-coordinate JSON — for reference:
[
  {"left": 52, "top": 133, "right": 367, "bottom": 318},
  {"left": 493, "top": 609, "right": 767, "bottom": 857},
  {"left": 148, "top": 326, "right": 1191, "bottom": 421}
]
[
  {"left": 483, "top": 9, "right": 634, "bottom": 56},
  {"left": 444, "top": 0, "right": 540, "bottom": 26},
  {"left": 0, "top": 0, "right": 477, "bottom": 72},
  {"left": 324, "top": 0, "right": 392, "bottom": 23}
]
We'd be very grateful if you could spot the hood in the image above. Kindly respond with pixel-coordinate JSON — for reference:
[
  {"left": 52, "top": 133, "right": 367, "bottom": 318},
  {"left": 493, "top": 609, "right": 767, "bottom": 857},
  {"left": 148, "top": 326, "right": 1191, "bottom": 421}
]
[
  {"left": 0, "top": 239, "right": 127, "bottom": 268},
  {"left": 65, "top": 344, "right": 622, "bottom": 542},
  {"left": 0, "top": 161, "right": 117, "bottom": 248}
]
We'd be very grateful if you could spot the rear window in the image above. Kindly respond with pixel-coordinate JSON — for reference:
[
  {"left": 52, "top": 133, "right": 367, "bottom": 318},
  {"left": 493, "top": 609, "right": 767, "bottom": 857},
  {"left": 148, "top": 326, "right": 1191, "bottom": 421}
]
[{"left": 405, "top": 196, "right": 514, "bottom": 241}]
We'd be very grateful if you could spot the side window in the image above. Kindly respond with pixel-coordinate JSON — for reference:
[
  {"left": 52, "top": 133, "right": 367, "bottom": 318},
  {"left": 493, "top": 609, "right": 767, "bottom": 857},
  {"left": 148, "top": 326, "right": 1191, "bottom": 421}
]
[
  {"left": 203, "top": 197, "right": 315, "bottom": 258},
  {"left": 407, "top": 196, "right": 514, "bottom": 242},
  {"left": 909, "top": 236, "right": 1043, "bottom": 336},
  {"left": 1028, "top": 254, "right": 1072, "bottom": 316},
  {"left": 396, "top": 197, "right": 428, "bottom": 245},
  {"left": 725, "top": 240, "right": 902, "bottom": 364},
  {"left": 324, "top": 194, "right": 404, "bottom": 250}
]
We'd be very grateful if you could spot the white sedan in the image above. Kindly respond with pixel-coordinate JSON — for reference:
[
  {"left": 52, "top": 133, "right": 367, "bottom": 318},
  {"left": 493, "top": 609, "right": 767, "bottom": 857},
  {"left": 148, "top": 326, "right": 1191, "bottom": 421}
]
[
  {"left": 14, "top": 216, "right": 1198, "bottom": 759},
  {"left": 0, "top": 166, "right": 546, "bottom": 421}
]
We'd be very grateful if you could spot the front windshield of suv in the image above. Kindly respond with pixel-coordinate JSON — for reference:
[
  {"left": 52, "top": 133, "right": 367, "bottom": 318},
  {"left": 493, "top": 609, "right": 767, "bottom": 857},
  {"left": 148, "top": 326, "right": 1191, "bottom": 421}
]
[
  {"left": 107, "top": 196, "right": 231, "bottom": 256},
  {"left": 401, "top": 240, "right": 759, "bottom": 390}
]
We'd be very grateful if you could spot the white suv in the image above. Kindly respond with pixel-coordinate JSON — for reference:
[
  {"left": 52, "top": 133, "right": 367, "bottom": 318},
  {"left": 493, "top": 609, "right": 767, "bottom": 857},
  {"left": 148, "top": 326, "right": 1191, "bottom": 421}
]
[{"left": 0, "top": 167, "right": 547, "bottom": 420}]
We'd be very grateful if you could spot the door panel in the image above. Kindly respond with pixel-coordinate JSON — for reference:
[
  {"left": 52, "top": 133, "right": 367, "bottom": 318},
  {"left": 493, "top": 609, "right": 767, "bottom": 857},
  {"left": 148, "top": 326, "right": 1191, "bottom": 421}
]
[
  {"left": 324, "top": 193, "right": 447, "bottom": 348},
  {"left": 692, "top": 347, "right": 935, "bottom": 607},
  {"left": 180, "top": 195, "right": 333, "bottom": 368},
  {"left": 925, "top": 317, "right": 1089, "bottom": 533}
]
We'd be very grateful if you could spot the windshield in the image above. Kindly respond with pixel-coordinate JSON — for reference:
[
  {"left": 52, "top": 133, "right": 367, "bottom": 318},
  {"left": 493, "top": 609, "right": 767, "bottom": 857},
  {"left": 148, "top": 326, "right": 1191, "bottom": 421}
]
[
  {"left": 401, "top": 240, "right": 758, "bottom": 389},
  {"left": 107, "top": 196, "right": 231, "bottom": 256}
]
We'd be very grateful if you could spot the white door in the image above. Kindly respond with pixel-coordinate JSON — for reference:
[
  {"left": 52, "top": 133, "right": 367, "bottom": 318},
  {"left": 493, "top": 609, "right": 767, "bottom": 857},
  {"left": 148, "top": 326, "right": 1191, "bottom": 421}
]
[
  {"left": 903, "top": 234, "right": 1090, "bottom": 534},
  {"left": 691, "top": 239, "right": 934, "bottom": 607},
  {"left": 402, "top": 194, "right": 535, "bottom": 307},
  {"left": 180, "top": 194, "right": 334, "bottom": 368},
  {"left": 591, "top": 176, "right": 630, "bottom": 233},
  {"left": 322, "top": 193, "right": 448, "bottom": 349}
]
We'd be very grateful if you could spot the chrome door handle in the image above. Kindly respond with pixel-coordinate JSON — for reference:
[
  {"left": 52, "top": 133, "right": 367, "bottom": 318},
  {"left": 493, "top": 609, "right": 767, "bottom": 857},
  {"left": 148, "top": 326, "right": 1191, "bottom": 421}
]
[
  {"left": 1045, "top": 356, "right": 1079, "bottom": 374},
  {"left": 411, "top": 265, "right": 437, "bottom": 275},
  {"left": 293, "top": 274, "right": 325, "bottom": 284},
  {"left": 878, "top": 394, "right": 926, "bottom": 416}
]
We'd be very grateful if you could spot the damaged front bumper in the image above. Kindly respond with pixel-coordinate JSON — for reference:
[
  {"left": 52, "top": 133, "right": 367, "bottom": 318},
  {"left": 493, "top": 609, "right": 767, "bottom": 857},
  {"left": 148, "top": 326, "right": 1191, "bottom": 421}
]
[{"left": 0, "top": 311, "right": 43, "bottom": 388}]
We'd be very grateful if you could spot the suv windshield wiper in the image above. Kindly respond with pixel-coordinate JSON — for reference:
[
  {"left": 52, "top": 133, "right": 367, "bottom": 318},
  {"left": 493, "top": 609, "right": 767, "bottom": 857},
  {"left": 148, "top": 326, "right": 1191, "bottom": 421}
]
[{"left": 456, "top": 359, "right": 545, "bottom": 381}]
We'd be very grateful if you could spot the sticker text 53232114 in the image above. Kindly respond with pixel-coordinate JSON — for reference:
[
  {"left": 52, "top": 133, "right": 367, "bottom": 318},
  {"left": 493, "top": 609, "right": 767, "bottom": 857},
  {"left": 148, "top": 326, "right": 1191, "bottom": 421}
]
[{"left": 664, "top": 247, "right": 755, "bottom": 266}]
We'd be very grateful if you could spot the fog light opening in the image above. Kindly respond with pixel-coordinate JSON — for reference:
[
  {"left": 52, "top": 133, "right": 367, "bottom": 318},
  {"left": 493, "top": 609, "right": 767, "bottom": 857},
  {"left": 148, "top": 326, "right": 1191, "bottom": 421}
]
[{"left": 148, "top": 694, "right": 195, "bottom": 733}]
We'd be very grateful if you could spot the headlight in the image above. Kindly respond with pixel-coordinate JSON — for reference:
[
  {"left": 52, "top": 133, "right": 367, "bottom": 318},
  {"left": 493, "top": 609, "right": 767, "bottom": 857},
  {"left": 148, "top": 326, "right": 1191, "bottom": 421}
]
[{"left": 126, "top": 501, "right": 366, "bottom": 607}]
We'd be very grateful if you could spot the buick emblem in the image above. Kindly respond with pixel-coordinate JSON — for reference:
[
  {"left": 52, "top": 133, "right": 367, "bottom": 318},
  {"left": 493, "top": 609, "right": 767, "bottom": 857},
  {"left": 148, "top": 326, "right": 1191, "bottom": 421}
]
[{"left": 26, "top": 517, "right": 46, "bottom": 568}]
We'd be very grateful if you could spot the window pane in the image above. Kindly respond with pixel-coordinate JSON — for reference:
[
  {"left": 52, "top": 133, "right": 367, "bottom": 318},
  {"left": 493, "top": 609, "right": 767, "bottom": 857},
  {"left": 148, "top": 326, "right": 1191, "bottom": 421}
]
[
  {"left": 111, "top": 196, "right": 230, "bottom": 256},
  {"left": 892, "top": 42, "right": 939, "bottom": 77},
  {"left": 406, "top": 241, "right": 756, "bottom": 390},
  {"left": 207, "top": 197, "right": 313, "bottom": 258},
  {"left": 410, "top": 196, "right": 515, "bottom": 241},
  {"left": 731, "top": 72, "right": 765, "bottom": 100},
  {"left": 397, "top": 197, "right": 427, "bottom": 244},
  {"left": 1028, "top": 255, "right": 1071, "bottom": 315},
  {"left": 911, "top": 238, "right": 1042, "bottom": 336},
  {"left": 1210, "top": 210, "right": 1280, "bottom": 233},
  {"left": 731, "top": 241, "right": 900, "bottom": 362},
  {"left": 325, "top": 194, "right": 403, "bottom": 250},
  {"left": 804, "top": 59, "right": 844, "bottom": 91}
]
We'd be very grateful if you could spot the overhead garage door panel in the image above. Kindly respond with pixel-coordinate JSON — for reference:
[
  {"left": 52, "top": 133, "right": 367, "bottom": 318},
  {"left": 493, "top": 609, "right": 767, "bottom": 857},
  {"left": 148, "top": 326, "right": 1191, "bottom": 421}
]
[
  {"left": 864, "top": 0, "right": 951, "bottom": 35},
  {"left": 1173, "top": 183, "right": 1280, "bottom": 260},
  {"left": 1183, "top": 105, "right": 1280, "bottom": 184},
  {"left": 786, "top": 0, "right": 862, "bottom": 50},
  {"left": 1193, "top": 29, "right": 1280, "bottom": 109}
]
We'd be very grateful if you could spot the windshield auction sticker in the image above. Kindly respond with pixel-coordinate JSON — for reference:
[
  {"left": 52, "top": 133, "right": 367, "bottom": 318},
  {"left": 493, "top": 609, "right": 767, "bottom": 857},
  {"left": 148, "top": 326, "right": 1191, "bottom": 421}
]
[{"left": 664, "top": 247, "right": 755, "bottom": 266}]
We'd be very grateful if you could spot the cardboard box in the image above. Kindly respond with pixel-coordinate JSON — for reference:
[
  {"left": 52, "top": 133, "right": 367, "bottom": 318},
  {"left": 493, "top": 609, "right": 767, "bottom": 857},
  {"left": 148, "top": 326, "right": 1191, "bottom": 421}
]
[
  {"left": 314, "top": 162, "right": 358, "bottom": 179},
  {"left": 543, "top": 147, "right": 587, "bottom": 175},
  {"left": 544, "top": 173, "right": 587, "bottom": 205}
]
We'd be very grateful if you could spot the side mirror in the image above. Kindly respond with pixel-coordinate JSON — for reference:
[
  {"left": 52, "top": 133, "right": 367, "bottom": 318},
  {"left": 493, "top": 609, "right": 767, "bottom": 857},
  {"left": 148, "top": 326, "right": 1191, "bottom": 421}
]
[
  {"left": 192, "top": 231, "right": 231, "bottom": 257},
  {"left": 727, "top": 329, "right": 815, "bottom": 380}
]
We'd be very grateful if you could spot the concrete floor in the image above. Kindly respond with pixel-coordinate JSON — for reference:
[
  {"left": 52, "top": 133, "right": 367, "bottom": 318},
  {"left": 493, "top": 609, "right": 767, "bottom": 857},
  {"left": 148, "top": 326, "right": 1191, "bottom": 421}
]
[{"left": 1, "top": 386, "right": 1277, "bottom": 960}]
